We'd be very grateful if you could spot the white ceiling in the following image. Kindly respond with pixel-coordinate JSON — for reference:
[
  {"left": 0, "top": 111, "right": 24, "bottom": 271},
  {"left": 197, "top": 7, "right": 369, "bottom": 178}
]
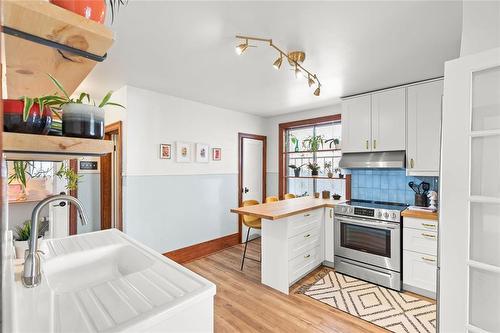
[{"left": 79, "top": 1, "right": 463, "bottom": 117}]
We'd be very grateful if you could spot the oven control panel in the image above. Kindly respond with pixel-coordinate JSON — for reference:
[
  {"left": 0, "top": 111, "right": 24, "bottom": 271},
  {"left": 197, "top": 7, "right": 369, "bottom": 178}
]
[
  {"left": 353, "top": 207, "right": 375, "bottom": 217},
  {"left": 334, "top": 204, "right": 402, "bottom": 222}
]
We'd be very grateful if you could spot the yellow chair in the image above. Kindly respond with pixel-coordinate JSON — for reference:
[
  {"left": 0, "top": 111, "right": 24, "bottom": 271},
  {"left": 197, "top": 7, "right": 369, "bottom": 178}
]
[
  {"left": 265, "top": 196, "right": 279, "bottom": 203},
  {"left": 241, "top": 200, "right": 262, "bottom": 270},
  {"left": 284, "top": 193, "right": 296, "bottom": 199}
]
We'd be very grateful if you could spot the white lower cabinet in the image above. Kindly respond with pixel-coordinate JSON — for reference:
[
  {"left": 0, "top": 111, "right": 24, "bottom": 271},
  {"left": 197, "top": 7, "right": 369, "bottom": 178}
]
[
  {"left": 261, "top": 208, "right": 325, "bottom": 294},
  {"left": 324, "top": 208, "right": 335, "bottom": 263},
  {"left": 403, "top": 217, "right": 438, "bottom": 299}
]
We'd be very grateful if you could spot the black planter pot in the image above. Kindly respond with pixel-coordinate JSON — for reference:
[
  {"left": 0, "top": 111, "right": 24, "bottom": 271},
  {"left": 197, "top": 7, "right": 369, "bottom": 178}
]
[
  {"left": 294, "top": 169, "right": 301, "bottom": 177},
  {"left": 311, "top": 170, "right": 319, "bottom": 176}
]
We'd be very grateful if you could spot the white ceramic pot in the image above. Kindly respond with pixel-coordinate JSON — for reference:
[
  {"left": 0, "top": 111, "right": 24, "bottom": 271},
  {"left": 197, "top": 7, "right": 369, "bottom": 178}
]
[
  {"left": 62, "top": 103, "right": 105, "bottom": 139},
  {"left": 14, "top": 236, "right": 43, "bottom": 260}
]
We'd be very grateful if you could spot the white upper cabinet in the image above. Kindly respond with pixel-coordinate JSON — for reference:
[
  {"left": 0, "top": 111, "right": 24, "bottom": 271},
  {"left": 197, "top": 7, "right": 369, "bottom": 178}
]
[
  {"left": 341, "top": 95, "right": 371, "bottom": 152},
  {"left": 341, "top": 88, "right": 405, "bottom": 153},
  {"left": 371, "top": 88, "right": 406, "bottom": 151},
  {"left": 406, "top": 80, "right": 443, "bottom": 176}
]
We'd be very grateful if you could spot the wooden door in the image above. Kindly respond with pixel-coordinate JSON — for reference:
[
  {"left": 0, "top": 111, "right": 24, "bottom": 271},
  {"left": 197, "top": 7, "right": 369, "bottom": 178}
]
[
  {"left": 371, "top": 88, "right": 406, "bottom": 152},
  {"left": 341, "top": 95, "right": 371, "bottom": 152}
]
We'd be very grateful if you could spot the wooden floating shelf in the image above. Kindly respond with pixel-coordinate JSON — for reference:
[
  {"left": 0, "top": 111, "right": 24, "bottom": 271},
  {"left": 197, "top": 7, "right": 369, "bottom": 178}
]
[
  {"left": 286, "top": 176, "right": 346, "bottom": 180},
  {"left": 2, "top": 0, "right": 114, "bottom": 98},
  {"left": 283, "top": 149, "right": 341, "bottom": 154},
  {"left": 3, "top": 133, "right": 114, "bottom": 161}
]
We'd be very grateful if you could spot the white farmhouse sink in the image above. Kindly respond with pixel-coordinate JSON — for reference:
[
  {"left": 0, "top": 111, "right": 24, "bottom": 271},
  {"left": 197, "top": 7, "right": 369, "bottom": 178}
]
[{"left": 6, "top": 229, "right": 216, "bottom": 333}]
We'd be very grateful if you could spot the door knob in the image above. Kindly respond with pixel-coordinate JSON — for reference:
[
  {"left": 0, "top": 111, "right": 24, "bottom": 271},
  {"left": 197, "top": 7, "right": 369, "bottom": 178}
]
[{"left": 243, "top": 187, "right": 249, "bottom": 194}]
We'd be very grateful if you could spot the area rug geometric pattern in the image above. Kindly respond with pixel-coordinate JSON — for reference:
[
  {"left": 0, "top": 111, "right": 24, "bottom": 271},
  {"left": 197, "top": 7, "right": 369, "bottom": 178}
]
[{"left": 297, "top": 269, "right": 436, "bottom": 333}]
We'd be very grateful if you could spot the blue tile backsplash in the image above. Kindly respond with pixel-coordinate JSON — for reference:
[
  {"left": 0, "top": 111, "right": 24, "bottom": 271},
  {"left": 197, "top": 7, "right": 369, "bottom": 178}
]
[{"left": 350, "top": 169, "right": 439, "bottom": 205}]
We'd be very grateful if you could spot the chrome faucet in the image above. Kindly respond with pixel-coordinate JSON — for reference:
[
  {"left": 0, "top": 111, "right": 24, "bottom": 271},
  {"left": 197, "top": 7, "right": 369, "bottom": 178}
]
[{"left": 22, "top": 194, "right": 89, "bottom": 288}]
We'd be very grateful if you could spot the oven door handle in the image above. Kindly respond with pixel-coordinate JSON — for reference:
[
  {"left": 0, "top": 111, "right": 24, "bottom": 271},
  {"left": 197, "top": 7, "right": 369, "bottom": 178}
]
[{"left": 335, "top": 216, "right": 399, "bottom": 230}]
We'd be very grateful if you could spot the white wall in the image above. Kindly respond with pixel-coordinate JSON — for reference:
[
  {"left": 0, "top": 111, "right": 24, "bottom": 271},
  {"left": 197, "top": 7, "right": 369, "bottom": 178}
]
[
  {"left": 113, "top": 86, "right": 266, "bottom": 253},
  {"left": 460, "top": 1, "right": 500, "bottom": 56}
]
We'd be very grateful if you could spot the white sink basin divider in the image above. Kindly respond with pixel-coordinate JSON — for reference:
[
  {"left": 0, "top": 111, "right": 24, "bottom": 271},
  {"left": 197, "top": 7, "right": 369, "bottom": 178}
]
[{"left": 8, "top": 229, "right": 216, "bottom": 333}]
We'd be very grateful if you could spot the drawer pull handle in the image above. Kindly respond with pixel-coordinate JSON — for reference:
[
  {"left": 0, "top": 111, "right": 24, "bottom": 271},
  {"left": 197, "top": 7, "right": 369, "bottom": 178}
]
[
  {"left": 330, "top": 209, "right": 333, "bottom": 219},
  {"left": 304, "top": 213, "right": 311, "bottom": 217},
  {"left": 304, "top": 234, "right": 311, "bottom": 238},
  {"left": 421, "top": 256, "right": 436, "bottom": 263},
  {"left": 422, "top": 223, "right": 436, "bottom": 228},
  {"left": 304, "top": 254, "right": 311, "bottom": 258},
  {"left": 366, "top": 140, "right": 369, "bottom": 150},
  {"left": 421, "top": 233, "right": 436, "bottom": 238}
]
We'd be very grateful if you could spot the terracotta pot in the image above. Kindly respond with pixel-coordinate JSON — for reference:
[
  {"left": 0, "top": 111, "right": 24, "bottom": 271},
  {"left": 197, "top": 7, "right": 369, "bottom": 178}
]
[
  {"left": 50, "top": 0, "right": 106, "bottom": 24},
  {"left": 3, "top": 99, "right": 52, "bottom": 135}
]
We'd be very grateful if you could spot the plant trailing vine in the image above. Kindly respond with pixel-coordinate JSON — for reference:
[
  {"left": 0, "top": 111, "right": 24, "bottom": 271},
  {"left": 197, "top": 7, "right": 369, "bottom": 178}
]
[{"left": 55, "top": 163, "right": 81, "bottom": 191}]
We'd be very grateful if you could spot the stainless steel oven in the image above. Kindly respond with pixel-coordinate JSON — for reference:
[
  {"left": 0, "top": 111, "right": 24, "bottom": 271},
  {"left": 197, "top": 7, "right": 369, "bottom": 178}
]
[{"left": 334, "top": 200, "right": 405, "bottom": 290}]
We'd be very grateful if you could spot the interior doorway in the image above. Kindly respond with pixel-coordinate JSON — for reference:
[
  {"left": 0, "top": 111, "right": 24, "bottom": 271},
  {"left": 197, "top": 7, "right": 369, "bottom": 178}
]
[
  {"left": 100, "top": 121, "right": 123, "bottom": 231},
  {"left": 238, "top": 133, "right": 267, "bottom": 243}
]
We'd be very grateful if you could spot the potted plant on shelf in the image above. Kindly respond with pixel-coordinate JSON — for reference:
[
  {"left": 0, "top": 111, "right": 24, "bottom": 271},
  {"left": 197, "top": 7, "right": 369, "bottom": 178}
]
[
  {"left": 47, "top": 74, "right": 125, "bottom": 139},
  {"left": 8, "top": 161, "right": 52, "bottom": 201},
  {"left": 307, "top": 162, "right": 321, "bottom": 176},
  {"left": 332, "top": 193, "right": 341, "bottom": 200},
  {"left": 50, "top": 0, "right": 128, "bottom": 24},
  {"left": 302, "top": 135, "right": 324, "bottom": 152},
  {"left": 325, "top": 138, "right": 341, "bottom": 149},
  {"left": 288, "top": 164, "right": 305, "bottom": 177},
  {"left": 324, "top": 161, "right": 333, "bottom": 178},
  {"left": 13, "top": 220, "right": 43, "bottom": 260},
  {"left": 3, "top": 97, "right": 56, "bottom": 135},
  {"left": 55, "top": 163, "right": 81, "bottom": 191},
  {"left": 289, "top": 134, "right": 300, "bottom": 152}
]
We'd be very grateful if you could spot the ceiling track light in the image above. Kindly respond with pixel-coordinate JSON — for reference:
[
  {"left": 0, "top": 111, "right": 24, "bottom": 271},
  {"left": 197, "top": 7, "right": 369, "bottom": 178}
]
[{"left": 235, "top": 34, "right": 322, "bottom": 96}]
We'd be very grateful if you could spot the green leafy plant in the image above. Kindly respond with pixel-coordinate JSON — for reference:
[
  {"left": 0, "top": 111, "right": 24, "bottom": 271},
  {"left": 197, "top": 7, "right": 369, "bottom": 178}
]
[
  {"left": 47, "top": 74, "right": 125, "bottom": 109},
  {"left": 13, "top": 220, "right": 42, "bottom": 242},
  {"left": 289, "top": 134, "right": 299, "bottom": 152},
  {"left": 8, "top": 161, "right": 52, "bottom": 189},
  {"left": 324, "top": 138, "right": 340, "bottom": 149},
  {"left": 56, "top": 163, "right": 81, "bottom": 191},
  {"left": 108, "top": 0, "right": 129, "bottom": 23},
  {"left": 302, "top": 135, "right": 324, "bottom": 152},
  {"left": 289, "top": 163, "right": 306, "bottom": 177},
  {"left": 307, "top": 162, "right": 321, "bottom": 172},
  {"left": 323, "top": 161, "right": 332, "bottom": 173}
]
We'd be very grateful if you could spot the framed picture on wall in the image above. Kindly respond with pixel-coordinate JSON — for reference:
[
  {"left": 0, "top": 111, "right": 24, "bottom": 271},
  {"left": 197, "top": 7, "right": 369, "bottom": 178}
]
[
  {"left": 176, "top": 142, "right": 191, "bottom": 162},
  {"left": 196, "top": 143, "right": 209, "bottom": 163},
  {"left": 159, "top": 144, "right": 171, "bottom": 159},
  {"left": 212, "top": 148, "right": 222, "bottom": 161}
]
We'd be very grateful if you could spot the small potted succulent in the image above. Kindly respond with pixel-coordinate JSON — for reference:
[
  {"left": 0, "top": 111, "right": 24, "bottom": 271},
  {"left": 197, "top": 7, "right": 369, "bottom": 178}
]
[
  {"left": 335, "top": 167, "right": 344, "bottom": 178},
  {"left": 302, "top": 135, "right": 324, "bottom": 152},
  {"left": 13, "top": 220, "right": 43, "bottom": 260},
  {"left": 47, "top": 74, "right": 124, "bottom": 139},
  {"left": 324, "top": 161, "right": 333, "bottom": 178},
  {"left": 307, "top": 162, "right": 321, "bottom": 176},
  {"left": 289, "top": 164, "right": 305, "bottom": 177}
]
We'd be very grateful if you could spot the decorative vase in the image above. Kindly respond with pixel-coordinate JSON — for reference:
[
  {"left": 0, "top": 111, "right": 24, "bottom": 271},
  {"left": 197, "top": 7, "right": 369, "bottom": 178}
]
[
  {"left": 294, "top": 141, "right": 299, "bottom": 152},
  {"left": 294, "top": 168, "right": 301, "bottom": 177},
  {"left": 62, "top": 103, "right": 105, "bottom": 139},
  {"left": 50, "top": 0, "right": 106, "bottom": 23},
  {"left": 3, "top": 99, "right": 52, "bottom": 135},
  {"left": 327, "top": 172, "right": 333, "bottom": 178}
]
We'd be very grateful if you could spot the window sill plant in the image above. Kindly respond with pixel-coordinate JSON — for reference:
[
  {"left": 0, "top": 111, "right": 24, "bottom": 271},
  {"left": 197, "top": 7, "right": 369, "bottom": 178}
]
[
  {"left": 289, "top": 164, "right": 305, "bottom": 177},
  {"left": 307, "top": 162, "right": 321, "bottom": 176},
  {"left": 13, "top": 220, "right": 43, "bottom": 260},
  {"left": 324, "top": 161, "right": 333, "bottom": 178},
  {"left": 302, "top": 135, "right": 324, "bottom": 152}
]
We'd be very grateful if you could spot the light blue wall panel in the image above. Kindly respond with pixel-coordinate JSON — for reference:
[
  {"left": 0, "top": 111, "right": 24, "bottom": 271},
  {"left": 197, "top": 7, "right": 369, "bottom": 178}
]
[
  {"left": 77, "top": 174, "right": 101, "bottom": 234},
  {"left": 124, "top": 174, "right": 239, "bottom": 253}
]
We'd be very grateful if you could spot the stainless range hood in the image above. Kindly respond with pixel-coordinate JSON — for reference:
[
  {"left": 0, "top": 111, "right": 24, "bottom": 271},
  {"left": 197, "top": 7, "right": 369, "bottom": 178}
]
[{"left": 339, "top": 151, "right": 406, "bottom": 169}]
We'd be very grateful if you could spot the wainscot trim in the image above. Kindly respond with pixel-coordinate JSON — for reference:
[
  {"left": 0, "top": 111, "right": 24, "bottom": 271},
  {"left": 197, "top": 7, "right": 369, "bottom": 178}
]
[{"left": 164, "top": 233, "right": 240, "bottom": 263}]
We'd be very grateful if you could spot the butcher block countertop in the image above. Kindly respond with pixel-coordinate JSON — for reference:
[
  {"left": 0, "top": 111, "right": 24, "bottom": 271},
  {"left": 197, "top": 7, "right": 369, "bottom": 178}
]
[
  {"left": 231, "top": 196, "right": 345, "bottom": 220},
  {"left": 401, "top": 209, "right": 439, "bottom": 221}
]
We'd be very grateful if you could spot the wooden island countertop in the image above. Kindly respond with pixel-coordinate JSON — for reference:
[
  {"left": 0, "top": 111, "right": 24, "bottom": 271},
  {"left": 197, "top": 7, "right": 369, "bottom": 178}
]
[{"left": 230, "top": 196, "right": 345, "bottom": 220}]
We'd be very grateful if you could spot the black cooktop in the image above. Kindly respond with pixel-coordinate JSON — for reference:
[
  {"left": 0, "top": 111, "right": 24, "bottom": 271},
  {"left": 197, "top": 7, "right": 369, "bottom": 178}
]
[{"left": 345, "top": 199, "right": 408, "bottom": 211}]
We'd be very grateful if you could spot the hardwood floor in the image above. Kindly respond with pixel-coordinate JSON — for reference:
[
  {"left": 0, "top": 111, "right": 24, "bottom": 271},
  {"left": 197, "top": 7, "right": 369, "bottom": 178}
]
[{"left": 185, "top": 238, "right": 390, "bottom": 333}]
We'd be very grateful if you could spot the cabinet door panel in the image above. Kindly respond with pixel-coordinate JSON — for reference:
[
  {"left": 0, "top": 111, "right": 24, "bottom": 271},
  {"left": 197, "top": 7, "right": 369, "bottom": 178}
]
[
  {"left": 407, "top": 81, "right": 443, "bottom": 176},
  {"left": 341, "top": 95, "right": 371, "bottom": 152},
  {"left": 372, "top": 88, "right": 406, "bottom": 151}
]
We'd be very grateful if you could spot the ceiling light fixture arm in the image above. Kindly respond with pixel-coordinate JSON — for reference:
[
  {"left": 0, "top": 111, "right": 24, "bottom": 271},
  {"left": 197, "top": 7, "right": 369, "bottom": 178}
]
[{"left": 235, "top": 35, "right": 321, "bottom": 88}]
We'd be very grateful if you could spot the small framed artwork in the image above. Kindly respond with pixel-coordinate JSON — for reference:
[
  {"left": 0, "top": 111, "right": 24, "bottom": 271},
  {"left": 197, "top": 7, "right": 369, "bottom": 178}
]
[
  {"left": 196, "top": 143, "right": 210, "bottom": 163},
  {"left": 160, "top": 144, "right": 171, "bottom": 159},
  {"left": 212, "top": 148, "right": 222, "bottom": 161},
  {"left": 176, "top": 142, "right": 191, "bottom": 162}
]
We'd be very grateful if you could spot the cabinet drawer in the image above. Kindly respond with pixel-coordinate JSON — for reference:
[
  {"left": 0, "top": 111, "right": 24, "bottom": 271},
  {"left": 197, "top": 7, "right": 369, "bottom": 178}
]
[
  {"left": 287, "top": 209, "right": 322, "bottom": 238},
  {"left": 288, "top": 245, "right": 321, "bottom": 284},
  {"left": 403, "top": 250, "right": 437, "bottom": 293},
  {"left": 288, "top": 226, "right": 322, "bottom": 260},
  {"left": 404, "top": 217, "right": 438, "bottom": 232},
  {"left": 403, "top": 228, "right": 437, "bottom": 255}
]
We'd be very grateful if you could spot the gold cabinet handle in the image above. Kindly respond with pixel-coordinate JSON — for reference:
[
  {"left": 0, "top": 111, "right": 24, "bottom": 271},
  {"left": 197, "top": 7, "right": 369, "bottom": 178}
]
[
  {"left": 304, "top": 234, "right": 311, "bottom": 238},
  {"left": 421, "top": 233, "right": 436, "bottom": 238},
  {"left": 366, "top": 140, "right": 369, "bottom": 150},
  {"left": 410, "top": 158, "right": 415, "bottom": 168},
  {"left": 373, "top": 139, "right": 377, "bottom": 150},
  {"left": 304, "top": 254, "right": 311, "bottom": 258},
  {"left": 421, "top": 256, "right": 436, "bottom": 262},
  {"left": 422, "top": 223, "right": 436, "bottom": 229}
]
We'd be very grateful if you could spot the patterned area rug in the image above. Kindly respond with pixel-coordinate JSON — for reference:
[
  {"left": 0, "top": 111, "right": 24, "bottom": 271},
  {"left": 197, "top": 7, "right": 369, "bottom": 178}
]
[{"left": 297, "top": 269, "right": 436, "bottom": 333}]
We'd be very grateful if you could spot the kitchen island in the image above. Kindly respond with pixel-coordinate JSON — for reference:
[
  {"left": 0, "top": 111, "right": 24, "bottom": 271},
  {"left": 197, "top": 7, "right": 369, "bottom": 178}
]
[{"left": 231, "top": 197, "right": 344, "bottom": 294}]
